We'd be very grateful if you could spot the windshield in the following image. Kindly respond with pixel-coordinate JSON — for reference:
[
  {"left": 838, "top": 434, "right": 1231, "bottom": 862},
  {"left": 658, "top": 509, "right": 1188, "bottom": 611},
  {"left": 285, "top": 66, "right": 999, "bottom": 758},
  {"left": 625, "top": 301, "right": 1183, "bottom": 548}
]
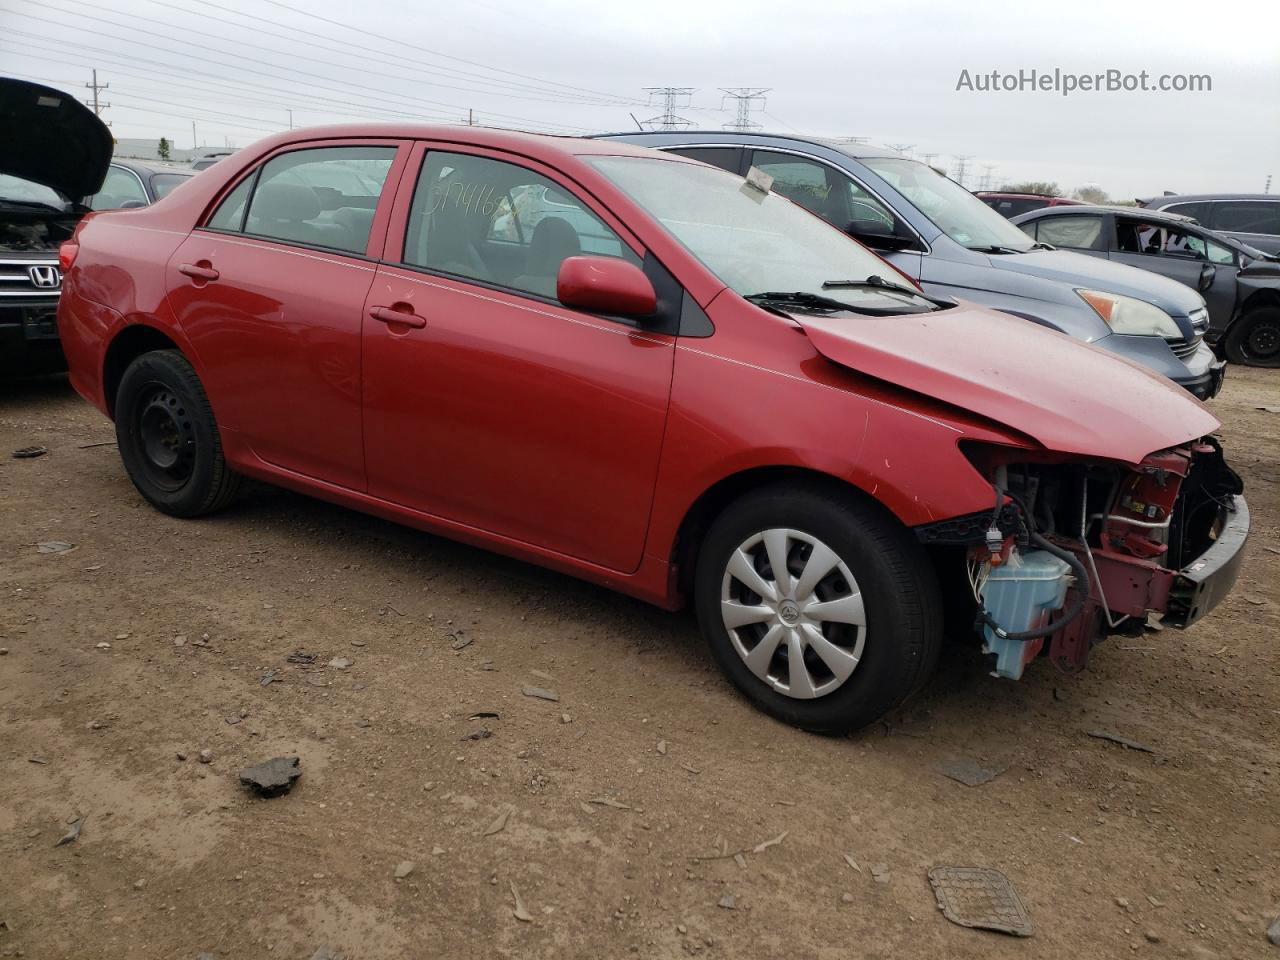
[
  {"left": 861, "top": 157, "right": 1035, "bottom": 252},
  {"left": 0, "top": 174, "right": 71, "bottom": 211},
  {"left": 587, "top": 155, "right": 935, "bottom": 314}
]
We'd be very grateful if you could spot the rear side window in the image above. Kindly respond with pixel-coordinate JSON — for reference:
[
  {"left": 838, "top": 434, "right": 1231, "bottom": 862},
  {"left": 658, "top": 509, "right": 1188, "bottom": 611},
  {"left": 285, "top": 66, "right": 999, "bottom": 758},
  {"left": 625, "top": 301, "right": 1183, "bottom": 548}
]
[
  {"left": 243, "top": 146, "right": 396, "bottom": 254},
  {"left": 206, "top": 176, "right": 254, "bottom": 231},
  {"left": 402, "top": 151, "right": 640, "bottom": 300},
  {"left": 1163, "top": 201, "right": 1211, "bottom": 223},
  {"left": 664, "top": 147, "right": 741, "bottom": 174},
  {"left": 1212, "top": 201, "right": 1280, "bottom": 236},
  {"left": 1036, "top": 215, "right": 1103, "bottom": 250}
]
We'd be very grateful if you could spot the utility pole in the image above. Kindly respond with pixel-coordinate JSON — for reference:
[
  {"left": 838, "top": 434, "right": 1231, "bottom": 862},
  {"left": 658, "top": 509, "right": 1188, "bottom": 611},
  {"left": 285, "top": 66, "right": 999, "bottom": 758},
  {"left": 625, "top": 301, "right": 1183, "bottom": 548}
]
[
  {"left": 287, "top": 108, "right": 293, "bottom": 129},
  {"left": 642, "top": 87, "right": 694, "bottom": 130},
  {"left": 191, "top": 120, "right": 198, "bottom": 151},
  {"left": 85, "top": 69, "right": 110, "bottom": 117},
  {"left": 885, "top": 143, "right": 914, "bottom": 157},
  {"left": 468, "top": 108, "right": 474, "bottom": 126},
  {"left": 951, "top": 155, "right": 973, "bottom": 187},
  {"left": 719, "top": 88, "right": 770, "bottom": 133},
  {"left": 1266, "top": 174, "right": 1273, "bottom": 195}
]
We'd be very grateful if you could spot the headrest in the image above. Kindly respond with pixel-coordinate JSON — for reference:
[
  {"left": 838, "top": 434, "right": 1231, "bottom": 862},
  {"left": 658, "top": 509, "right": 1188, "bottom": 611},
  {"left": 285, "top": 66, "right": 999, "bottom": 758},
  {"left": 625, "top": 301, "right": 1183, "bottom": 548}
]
[{"left": 253, "top": 181, "right": 321, "bottom": 222}]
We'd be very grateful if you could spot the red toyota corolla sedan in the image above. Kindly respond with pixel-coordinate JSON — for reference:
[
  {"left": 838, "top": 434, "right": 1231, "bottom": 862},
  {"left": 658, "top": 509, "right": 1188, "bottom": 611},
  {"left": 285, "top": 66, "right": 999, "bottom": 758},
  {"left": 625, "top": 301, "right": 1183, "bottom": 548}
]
[{"left": 57, "top": 125, "right": 1249, "bottom": 732}]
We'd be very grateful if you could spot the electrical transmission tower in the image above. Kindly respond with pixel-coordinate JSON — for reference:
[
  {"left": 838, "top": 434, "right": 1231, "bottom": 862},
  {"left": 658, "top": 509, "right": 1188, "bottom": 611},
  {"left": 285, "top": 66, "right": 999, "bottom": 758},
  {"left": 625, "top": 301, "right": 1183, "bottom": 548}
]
[
  {"left": 979, "top": 165, "right": 997, "bottom": 190},
  {"left": 885, "top": 143, "right": 914, "bottom": 157},
  {"left": 720, "top": 88, "right": 770, "bottom": 132},
  {"left": 951, "top": 155, "right": 973, "bottom": 187},
  {"left": 918, "top": 152, "right": 939, "bottom": 167},
  {"left": 835, "top": 136, "right": 869, "bottom": 144},
  {"left": 642, "top": 87, "right": 694, "bottom": 130},
  {"left": 85, "top": 69, "right": 110, "bottom": 118}
]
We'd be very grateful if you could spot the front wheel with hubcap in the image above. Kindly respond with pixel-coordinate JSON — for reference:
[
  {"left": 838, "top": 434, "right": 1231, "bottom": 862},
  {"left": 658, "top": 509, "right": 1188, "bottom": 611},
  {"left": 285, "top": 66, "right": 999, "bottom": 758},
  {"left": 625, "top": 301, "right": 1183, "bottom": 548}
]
[
  {"left": 695, "top": 482, "right": 942, "bottom": 734},
  {"left": 115, "top": 348, "right": 241, "bottom": 517},
  {"left": 1223, "top": 306, "right": 1280, "bottom": 367}
]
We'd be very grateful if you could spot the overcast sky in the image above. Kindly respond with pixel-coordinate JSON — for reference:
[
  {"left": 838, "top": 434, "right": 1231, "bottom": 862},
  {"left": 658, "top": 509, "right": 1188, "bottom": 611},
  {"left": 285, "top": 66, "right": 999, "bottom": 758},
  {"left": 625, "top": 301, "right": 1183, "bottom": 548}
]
[{"left": 2, "top": 0, "right": 1277, "bottom": 198}]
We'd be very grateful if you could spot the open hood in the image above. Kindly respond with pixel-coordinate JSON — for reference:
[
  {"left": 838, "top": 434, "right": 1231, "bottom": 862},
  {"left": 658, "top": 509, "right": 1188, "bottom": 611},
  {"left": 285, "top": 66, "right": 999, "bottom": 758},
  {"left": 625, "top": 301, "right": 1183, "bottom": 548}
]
[
  {"left": 795, "top": 302, "right": 1220, "bottom": 465},
  {"left": 0, "top": 78, "right": 113, "bottom": 201}
]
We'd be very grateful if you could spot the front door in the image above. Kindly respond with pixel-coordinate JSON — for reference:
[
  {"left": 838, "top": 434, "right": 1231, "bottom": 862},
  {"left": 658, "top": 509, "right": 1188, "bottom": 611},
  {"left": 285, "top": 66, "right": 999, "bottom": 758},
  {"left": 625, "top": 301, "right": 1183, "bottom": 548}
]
[
  {"left": 1109, "top": 216, "right": 1238, "bottom": 331},
  {"left": 361, "top": 145, "right": 675, "bottom": 573},
  {"left": 165, "top": 142, "right": 404, "bottom": 491}
]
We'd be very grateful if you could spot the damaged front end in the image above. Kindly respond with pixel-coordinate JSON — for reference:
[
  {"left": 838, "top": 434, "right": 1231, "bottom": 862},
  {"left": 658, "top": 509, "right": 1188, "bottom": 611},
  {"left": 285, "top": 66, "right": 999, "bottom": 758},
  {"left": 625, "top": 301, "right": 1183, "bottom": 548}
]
[{"left": 919, "top": 439, "right": 1248, "bottom": 679}]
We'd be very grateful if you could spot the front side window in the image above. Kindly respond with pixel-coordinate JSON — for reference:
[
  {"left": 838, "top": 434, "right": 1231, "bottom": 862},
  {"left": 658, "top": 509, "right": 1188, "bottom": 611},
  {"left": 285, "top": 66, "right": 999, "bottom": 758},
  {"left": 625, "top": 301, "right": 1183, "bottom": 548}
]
[
  {"left": 1213, "top": 201, "right": 1280, "bottom": 236},
  {"left": 860, "top": 157, "right": 1036, "bottom": 252},
  {"left": 87, "top": 166, "right": 148, "bottom": 210},
  {"left": 1116, "top": 220, "right": 1233, "bottom": 264},
  {"left": 665, "top": 147, "right": 741, "bottom": 174},
  {"left": 588, "top": 155, "right": 938, "bottom": 314},
  {"left": 751, "top": 150, "right": 899, "bottom": 235},
  {"left": 242, "top": 146, "right": 396, "bottom": 255},
  {"left": 403, "top": 151, "right": 640, "bottom": 299},
  {"left": 1035, "top": 215, "right": 1103, "bottom": 250}
]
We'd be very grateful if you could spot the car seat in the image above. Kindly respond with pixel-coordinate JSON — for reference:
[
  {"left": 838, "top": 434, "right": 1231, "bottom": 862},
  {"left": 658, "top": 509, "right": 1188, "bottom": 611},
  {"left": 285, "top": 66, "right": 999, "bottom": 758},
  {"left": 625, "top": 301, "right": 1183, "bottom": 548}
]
[{"left": 511, "top": 217, "right": 580, "bottom": 297}]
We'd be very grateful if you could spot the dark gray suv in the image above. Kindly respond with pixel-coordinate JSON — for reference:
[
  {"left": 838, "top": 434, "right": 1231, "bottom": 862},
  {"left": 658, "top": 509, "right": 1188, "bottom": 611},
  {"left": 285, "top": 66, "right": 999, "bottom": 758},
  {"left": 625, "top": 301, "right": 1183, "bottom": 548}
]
[{"left": 599, "top": 131, "right": 1224, "bottom": 399}]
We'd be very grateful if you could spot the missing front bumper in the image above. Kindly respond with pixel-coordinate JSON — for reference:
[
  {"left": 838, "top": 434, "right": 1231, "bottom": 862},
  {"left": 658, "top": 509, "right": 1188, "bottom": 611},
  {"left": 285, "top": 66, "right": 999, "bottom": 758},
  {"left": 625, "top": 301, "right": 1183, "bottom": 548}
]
[{"left": 1162, "top": 495, "right": 1249, "bottom": 628}]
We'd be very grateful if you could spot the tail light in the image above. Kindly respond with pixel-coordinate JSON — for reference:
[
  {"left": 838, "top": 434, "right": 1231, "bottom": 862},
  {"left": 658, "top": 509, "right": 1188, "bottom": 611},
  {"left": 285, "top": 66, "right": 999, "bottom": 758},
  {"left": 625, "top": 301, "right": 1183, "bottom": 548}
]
[{"left": 58, "top": 241, "right": 79, "bottom": 272}]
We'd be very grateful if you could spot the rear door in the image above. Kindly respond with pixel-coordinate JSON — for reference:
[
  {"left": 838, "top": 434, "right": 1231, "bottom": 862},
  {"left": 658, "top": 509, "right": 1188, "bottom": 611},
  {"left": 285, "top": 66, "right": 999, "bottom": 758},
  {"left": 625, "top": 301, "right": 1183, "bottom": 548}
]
[
  {"left": 166, "top": 140, "right": 407, "bottom": 491},
  {"left": 360, "top": 143, "right": 676, "bottom": 572}
]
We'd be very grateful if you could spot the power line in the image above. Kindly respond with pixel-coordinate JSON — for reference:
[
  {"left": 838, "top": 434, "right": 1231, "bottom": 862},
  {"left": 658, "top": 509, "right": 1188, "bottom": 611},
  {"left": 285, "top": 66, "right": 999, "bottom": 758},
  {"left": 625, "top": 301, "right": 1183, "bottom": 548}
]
[
  {"left": 642, "top": 87, "right": 694, "bottom": 130},
  {"left": 720, "top": 88, "right": 769, "bottom": 132},
  {"left": 2, "top": 6, "right": 595, "bottom": 134}
]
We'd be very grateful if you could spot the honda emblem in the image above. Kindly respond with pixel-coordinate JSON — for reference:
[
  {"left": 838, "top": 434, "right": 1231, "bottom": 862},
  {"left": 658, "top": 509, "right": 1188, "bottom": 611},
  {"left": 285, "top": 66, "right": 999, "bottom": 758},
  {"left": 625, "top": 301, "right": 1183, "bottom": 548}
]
[{"left": 28, "top": 265, "right": 62, "bottom": 289}]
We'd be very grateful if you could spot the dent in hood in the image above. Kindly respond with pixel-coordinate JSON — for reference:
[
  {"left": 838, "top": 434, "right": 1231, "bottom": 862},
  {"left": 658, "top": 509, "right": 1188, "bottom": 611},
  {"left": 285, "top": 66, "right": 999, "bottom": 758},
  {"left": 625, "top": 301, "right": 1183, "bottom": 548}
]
[
  {"left": 0, "top": 79, "right": 113, "bottom": 201},
  {"left": 795, "top": 303, "right": 1220, "bottom": 465}
]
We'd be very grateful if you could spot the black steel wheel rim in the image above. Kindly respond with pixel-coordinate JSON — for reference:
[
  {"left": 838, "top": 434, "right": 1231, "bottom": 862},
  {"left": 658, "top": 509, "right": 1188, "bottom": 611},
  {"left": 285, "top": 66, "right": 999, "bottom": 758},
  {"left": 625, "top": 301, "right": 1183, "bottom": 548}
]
[
  {"left": 1245, "top": 319, "right": 1280, "bottom": 359},
  {"left": 136, "top": 385, "right": 195, "bottom": 491}
]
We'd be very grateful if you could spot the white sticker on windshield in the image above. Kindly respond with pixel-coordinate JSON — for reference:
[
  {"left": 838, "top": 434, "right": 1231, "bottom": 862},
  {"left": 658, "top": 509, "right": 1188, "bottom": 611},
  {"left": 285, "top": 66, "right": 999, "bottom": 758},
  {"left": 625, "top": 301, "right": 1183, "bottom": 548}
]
[
  {"left": 744, "top": 166, "right": 774, "bottom": 194},
  {"left": 36, "top": 95, "right": 62, "bottom": 108}
]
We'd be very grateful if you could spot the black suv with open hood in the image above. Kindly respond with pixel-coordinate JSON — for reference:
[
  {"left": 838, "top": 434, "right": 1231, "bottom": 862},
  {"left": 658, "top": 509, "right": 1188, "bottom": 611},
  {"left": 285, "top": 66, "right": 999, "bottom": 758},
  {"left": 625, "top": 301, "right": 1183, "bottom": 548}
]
[{"left": 1, "top": 78, "right": 112, "bottom": 376}]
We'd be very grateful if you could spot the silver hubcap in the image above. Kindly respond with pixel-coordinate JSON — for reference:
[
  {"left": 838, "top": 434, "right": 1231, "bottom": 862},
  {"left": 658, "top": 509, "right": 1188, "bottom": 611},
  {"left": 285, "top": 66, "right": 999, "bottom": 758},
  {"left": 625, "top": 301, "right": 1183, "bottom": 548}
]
[{"left": 720, "top": 528, "right": 866, "bottom": 700}]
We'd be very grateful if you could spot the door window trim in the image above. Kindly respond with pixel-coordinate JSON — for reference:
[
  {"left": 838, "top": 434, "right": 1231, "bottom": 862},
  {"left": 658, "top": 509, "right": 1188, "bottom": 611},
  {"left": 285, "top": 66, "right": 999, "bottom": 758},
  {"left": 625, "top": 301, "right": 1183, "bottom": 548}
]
[
  {"left": 193, "top": 138, "right": 409, "bottom": 261},
  {"left": 382, "top": 141, "right": 686, "bottom": 334}
]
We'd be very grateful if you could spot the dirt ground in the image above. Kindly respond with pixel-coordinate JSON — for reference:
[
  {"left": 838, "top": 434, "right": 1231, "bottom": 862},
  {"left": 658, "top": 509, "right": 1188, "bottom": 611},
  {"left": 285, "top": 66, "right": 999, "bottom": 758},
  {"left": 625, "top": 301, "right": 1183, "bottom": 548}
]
[{"left": 1, "top": 365, "right": 1277, "bottom": 960}]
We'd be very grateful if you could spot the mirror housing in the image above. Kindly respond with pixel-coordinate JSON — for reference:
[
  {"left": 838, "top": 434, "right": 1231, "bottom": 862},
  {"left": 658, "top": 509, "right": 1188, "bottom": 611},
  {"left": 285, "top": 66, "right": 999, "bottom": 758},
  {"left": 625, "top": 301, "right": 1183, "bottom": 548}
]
[
  {"left": 557, "top": 256, "right": 657, "bottom": 318},
  {"left": 120, "top": 199, "right": 148, "bottom": 209},
  {"left": 843, "top": 222, "right": 915, "bottom": 252}
]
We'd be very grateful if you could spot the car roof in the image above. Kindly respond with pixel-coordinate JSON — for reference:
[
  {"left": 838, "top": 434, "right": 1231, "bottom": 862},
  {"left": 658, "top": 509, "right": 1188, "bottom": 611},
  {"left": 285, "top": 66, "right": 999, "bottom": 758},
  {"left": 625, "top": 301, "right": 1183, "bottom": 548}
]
[
  {"left": 594, "top": 129, "right": 902, "bottom": 160},
  {"left": 976, "top": 192, "right": 1063, "bottom": 200},
  {"left": 112, "top": 158, "right": 196, "bottom": 177},
  {"left": 1141, "top": 193, "right": 1277, "bottom": 205},
  {"left": 1022, "top": 204, "right": 1198, "bottom": 224}
]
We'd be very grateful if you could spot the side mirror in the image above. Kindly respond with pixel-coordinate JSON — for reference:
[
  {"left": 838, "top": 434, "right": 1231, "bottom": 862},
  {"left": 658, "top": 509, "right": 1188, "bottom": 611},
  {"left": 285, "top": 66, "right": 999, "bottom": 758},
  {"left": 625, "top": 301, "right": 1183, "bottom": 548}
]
[
  {"left": 1197, "top": 263, "right": 1215, "bottom": 292},
  {"left": 120, "top": 199, "right": 148, "bottom": 209},
  {"left": 843, "top": 222, "right": 915, "bottom": 252},
  {"left": 557, "top": 256, "right": 657, "bottom": 318}
]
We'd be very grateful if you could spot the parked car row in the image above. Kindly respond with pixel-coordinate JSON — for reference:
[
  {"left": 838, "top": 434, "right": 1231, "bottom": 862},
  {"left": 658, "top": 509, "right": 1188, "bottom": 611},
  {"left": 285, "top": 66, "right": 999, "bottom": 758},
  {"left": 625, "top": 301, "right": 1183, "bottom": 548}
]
[
  {"left": 1012, "top": 204, "right": 1280, "bottom": 367},
  {"left": 41, "top": 97, "right": 1249, "bottom": 732}
]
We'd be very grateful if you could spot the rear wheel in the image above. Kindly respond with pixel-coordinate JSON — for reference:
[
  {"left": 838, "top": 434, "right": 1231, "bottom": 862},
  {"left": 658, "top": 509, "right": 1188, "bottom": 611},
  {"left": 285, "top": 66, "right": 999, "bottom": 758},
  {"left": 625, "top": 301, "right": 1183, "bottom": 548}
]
[
  {"left": 1223, "top": 306, "right": 1280, "bottom": 367},
  {"left": 114, "top": 349, "right": 241, "bottom": 517},
  {"left": 694, "top": 482, "right": 942, "bottom": 734}
]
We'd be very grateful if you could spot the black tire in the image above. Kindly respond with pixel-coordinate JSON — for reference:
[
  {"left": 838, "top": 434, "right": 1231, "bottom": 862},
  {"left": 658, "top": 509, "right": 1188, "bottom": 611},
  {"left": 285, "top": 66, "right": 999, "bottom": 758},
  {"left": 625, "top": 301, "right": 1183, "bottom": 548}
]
[
  {"left": 693, "top": 481, "right": 942, "bottom": 734},
  {"left": 114, "top": 349, "right": 241, "bottom": 517},
  {"left": 1222, "top": 306, "right": 1280, "bottom": 367}
]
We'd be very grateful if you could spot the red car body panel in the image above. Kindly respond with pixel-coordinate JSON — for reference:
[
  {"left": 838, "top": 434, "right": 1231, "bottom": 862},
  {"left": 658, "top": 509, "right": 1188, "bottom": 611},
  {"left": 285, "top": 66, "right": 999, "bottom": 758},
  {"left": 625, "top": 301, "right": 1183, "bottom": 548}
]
[{"left": 57, "top": 124, "right": 1221, "bottom": 613}]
